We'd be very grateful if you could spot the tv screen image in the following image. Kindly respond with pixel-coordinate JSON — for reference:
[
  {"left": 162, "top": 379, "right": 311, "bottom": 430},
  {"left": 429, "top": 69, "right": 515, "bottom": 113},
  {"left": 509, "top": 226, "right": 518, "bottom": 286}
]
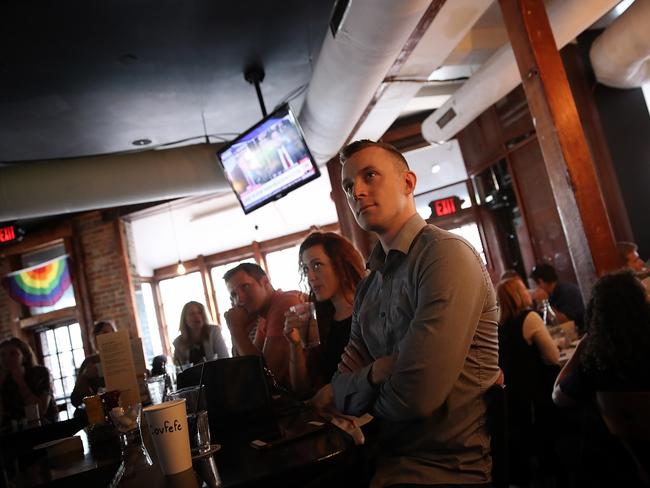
[{"left": 217, "top": 104, "right": 320, "bottom": 214}]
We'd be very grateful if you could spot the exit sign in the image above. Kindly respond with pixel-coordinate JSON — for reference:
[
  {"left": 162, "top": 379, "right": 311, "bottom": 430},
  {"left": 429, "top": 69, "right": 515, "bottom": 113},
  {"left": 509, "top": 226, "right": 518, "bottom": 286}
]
[
  {"left": 430, "top": 196, "right": 462, "bottom": 218},
  {"left": 0, "top": 225, "right": 25, "bottom": 245}
]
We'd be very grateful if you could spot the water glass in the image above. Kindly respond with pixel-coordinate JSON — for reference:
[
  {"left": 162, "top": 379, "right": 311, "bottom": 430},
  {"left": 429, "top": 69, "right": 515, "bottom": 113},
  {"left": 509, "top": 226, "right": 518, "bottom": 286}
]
[
  {"left": 167, "top": 385, "right": 210, "bottom": 455},
  {"left": 146, "top": 375, "right": 166, "bottom": 405}
]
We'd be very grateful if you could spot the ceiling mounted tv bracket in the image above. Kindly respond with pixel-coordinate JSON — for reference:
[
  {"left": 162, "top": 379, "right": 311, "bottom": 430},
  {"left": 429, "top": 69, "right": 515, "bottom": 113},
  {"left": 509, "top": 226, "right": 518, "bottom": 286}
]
[{"left": 244, "top": 65, "right": 267, "bottom": 117}]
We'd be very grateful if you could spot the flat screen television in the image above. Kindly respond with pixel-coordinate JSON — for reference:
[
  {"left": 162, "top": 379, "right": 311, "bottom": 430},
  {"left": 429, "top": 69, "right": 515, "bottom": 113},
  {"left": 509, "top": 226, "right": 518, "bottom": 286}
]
[{"left": 216, "top": 103, "right": 320, "bottom": 214}]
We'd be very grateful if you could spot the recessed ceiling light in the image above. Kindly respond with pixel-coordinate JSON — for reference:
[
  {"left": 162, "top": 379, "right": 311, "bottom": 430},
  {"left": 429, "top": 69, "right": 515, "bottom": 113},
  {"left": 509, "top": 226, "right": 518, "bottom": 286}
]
[
  {"left": 431, "top": 164, "right": 441, "bottom": 174},
  {"left": 132, "top": 139, "right": 152, "bottom": 146}
]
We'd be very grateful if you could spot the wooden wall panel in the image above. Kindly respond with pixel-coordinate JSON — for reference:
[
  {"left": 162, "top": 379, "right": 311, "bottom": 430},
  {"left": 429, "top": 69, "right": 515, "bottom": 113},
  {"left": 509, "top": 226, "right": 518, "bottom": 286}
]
[{"left": 508, "top": 140, "right": 576, "bottom": 283}]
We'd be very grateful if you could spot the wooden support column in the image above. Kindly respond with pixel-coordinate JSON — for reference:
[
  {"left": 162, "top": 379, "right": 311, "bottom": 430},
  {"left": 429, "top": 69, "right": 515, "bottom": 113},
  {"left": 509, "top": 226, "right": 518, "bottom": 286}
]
[
  {"left": 115, "top": 219, "right": 142, "bottom": 339},
  {"left": 65, "top": 234, "right": 94, "bottom": 355},
  {"left": 251, "top": 241, "right": 267, "bottom": 273},
  {"left": 326, "top": 157, "right": 375, "bottom": 259},
  {"left": 151, "top": 279, "right": 171, "bottom": 357},
  {"left": 499, "top": 0, "right": 619, "bottom": 295},
  {"left": 197, "top": 255, "right": 218, "bottom": 323}
]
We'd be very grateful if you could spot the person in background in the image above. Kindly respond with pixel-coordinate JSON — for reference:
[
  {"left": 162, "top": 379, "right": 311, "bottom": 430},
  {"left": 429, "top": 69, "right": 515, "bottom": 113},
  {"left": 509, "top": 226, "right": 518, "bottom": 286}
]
[
  {"left": 151, "top": 355, "right": 168, "bottom": 376},
  {"left": 617, "top": 241, "right": 646, "bottom": 272},
  {"left": 497, "top": 276, "right": 560, "bottom": 485},
  {"left": 0, "top": 337, "right": 58, "bottom": 427},
  {"left": 172, "top": 301, "right": 229, "bottom": 367},
  {"left": 151, "top": 354, "right": 173, "bottom": 393},
  {"left": 617, "top": 241, "right": 650, "bottom": 293},
  {"left": 331, "top": 140, "right": 499, "bottom": 486},
  {"left": 530, "top": 263, "right": 585, "bottom": 333},
  {"left": 224, "top": 263, "right": 303, "bottom": 387},
  {"left": 70, "top": 320, "right": 116, "bottom": 408},
  {"left": 553, "top": 270, "right": 650, "bottom": 486},
  {"left": 283, "top": 232, "right": 365, "bottom": 398}
]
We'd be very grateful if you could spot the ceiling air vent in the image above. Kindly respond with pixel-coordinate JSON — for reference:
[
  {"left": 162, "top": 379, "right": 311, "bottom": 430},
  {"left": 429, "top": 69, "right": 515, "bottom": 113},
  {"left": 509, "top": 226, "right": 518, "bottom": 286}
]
[{"left": 436, "top": 108, "right": 456, "bottom": 129}]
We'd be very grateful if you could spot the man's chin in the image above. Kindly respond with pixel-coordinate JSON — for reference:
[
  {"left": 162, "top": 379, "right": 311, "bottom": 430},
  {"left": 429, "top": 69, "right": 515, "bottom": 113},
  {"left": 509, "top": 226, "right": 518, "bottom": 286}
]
[{"left": 355, "top": 216, "right": 381, "bottom": 234}]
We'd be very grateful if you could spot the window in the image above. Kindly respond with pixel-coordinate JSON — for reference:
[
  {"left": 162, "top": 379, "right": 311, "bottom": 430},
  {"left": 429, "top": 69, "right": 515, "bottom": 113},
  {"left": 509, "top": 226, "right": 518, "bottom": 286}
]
[
  {"left": 38, "top": 322, "right": 85, "bottom": 420},
  {"left": 135, "top": 283, "right": 163, "bottom": 368},
  {"left": 158, "top": 272, "right": 206, "bottom": 349},
  {"left": 21, "top": 243, "right": 76, "bottom": 316},
  {"left": 210, "top": 258, "right": 256, "bottom": 351},
  {"left": 265, "top": 245, "right": 302, "bottom": 293}
]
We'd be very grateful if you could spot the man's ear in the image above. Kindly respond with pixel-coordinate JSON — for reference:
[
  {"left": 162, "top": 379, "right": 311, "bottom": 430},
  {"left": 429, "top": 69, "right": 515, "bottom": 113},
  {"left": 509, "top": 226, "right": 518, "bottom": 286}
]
[
  {"left": 403, "top": 170, "right": 417, "bottom": 195},
  {"left": 260, "top": 275, "right": 271, "bottom": 290}
]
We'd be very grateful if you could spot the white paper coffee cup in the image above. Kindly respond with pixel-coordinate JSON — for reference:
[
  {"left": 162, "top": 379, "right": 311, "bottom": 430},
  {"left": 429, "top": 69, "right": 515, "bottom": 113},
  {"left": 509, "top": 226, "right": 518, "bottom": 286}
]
[{"left": 143, "top": 399, "right": 192, "bottom": 475}]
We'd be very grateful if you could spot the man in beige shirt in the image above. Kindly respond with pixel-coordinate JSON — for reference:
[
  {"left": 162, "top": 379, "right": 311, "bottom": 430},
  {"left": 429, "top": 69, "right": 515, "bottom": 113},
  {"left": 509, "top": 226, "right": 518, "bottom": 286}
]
[{"left": 331, "top": 140, "right": 499, "bottom": 487}]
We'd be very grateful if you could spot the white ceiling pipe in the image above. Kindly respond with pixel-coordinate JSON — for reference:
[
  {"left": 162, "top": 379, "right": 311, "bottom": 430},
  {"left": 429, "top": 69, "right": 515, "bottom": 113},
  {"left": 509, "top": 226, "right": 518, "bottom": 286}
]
[
  {"left": 590, "top": 0, "right": 650, "bottom": 89},
  {"left": 422, "top": 0, "right": 620, "bottom": 143},
  {"left": 299, "top": 0, "right": 431, "bottom": 163},
  {"left": 0, "top": 144, "right": 228, "bottom": 222},
  {"left": 353, "top": 0, "right": 494, "bottom": 142}
]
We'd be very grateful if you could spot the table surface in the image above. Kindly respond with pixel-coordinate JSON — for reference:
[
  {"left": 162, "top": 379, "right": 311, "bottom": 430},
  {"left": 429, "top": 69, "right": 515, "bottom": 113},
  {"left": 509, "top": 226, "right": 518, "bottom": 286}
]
[{"left": 14, "top": 404, "right": 351, "bottom": 488}]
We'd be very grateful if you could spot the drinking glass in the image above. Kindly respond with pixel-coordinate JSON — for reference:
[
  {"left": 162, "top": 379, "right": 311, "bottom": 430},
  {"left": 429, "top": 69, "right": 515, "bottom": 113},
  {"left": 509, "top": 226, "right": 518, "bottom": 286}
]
[
  {"left": 146, "top": 375, "right": 166, "bottom": 405},
  {"left": 288, "top": 302, "right": 321, "bottom": 348},
  {"left": 167, "top": 385, "right": 210, "bottom": 455}
]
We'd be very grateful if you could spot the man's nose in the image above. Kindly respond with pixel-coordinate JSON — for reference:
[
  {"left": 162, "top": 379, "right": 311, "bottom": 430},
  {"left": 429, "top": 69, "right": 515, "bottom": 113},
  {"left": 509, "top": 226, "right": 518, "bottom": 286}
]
[{"left": 351, "top": 181, "right": 366, "bottom": 201}]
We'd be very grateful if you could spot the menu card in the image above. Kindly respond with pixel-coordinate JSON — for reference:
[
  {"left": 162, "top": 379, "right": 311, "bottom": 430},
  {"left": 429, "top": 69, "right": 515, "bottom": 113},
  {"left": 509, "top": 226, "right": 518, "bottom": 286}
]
[
  {"left": 130, "top": 337, "right": 150, "bottom": 403},
  {"left": 97, "top": 329, "right": 141, "bottom": 406}
]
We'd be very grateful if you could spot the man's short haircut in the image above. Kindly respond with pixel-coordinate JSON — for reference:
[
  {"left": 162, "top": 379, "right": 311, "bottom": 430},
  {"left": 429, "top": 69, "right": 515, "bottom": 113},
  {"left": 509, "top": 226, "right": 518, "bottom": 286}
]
[
  {"left": 339, "top": 139, "right": 410, "bottom": 171},
  {"left": 530, "top": 263, "right": 558, "bottom": 283},
  {"left": 616, "top": 241, "right": 638, "bottom": 265},
  {"left": 223, "top": 262, "right": 267, "bottom": 283}
]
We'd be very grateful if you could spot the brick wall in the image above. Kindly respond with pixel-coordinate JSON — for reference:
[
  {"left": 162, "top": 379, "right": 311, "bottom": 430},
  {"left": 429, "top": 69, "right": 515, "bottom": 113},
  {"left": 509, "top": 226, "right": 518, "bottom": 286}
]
[
  {"left": 74, "top": 212, "right": 138, "bottom": 335},
  {"left": 0, "top": 272, "right": 14, "bottom": 341}
]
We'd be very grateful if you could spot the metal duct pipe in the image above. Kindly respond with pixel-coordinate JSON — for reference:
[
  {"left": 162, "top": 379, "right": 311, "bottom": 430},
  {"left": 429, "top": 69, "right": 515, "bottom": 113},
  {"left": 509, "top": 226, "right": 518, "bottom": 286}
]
[
  {"left": 590, "top": 0, "right": 650, "bottom": 89},
  {"left": 0, "top": 144, "right": 228, "bottom": 222},
  {"left": 299, "top": 0, "right": 431, "bottom": 163},
  {"left": 422, "top": 0, "right": 620, "bottom": 143}
]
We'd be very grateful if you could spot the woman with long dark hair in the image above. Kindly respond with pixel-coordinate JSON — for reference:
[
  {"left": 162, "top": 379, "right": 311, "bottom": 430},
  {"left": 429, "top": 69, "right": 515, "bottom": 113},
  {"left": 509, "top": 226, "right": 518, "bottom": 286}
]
[
  {"left": 70, "top": 320, "right": 116, "bottom": 408},
  {"left": 172, "top": 301, "right": 229, "bottom": 367},
  {"left": 0, "top": 337, "right": 58, "bottom": 426},
  {"left": 553, "top": 271, "right": 650, "bottom": 486},
  {"left": 283, "top": 232, "right": 365, "bottom": 398}
]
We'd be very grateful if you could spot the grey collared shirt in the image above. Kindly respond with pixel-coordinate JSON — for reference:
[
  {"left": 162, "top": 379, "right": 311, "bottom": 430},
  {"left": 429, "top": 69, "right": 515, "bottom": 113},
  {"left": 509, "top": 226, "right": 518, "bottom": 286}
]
[{"left": 331, "top": 214, "right": 499, "bottom": 486}]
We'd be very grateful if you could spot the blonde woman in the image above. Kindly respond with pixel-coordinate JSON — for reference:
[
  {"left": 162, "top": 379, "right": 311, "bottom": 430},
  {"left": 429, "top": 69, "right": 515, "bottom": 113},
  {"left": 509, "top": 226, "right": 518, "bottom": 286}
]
[{"left": 173, "top": 301, "right": 229, "bottom": 367}]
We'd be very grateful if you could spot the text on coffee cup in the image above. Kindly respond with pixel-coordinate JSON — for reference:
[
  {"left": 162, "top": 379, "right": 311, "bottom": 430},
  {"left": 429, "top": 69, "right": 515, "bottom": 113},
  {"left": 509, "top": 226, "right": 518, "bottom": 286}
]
[{"left": 151, "top": 419, "right": 183, "bottom": 436}]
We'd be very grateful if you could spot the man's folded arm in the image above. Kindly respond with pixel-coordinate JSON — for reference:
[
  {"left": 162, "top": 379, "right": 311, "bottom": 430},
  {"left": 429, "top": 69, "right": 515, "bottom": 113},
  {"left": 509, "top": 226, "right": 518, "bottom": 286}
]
[{"left": 373, "top": 239, "right": 489, "bottom": 421}]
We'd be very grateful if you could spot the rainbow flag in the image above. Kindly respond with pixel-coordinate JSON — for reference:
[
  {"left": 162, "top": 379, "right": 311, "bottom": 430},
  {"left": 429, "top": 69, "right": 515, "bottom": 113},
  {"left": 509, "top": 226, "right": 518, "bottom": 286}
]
[{"left": 2, "top": 255, "right": 71, "bottom": 307}]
